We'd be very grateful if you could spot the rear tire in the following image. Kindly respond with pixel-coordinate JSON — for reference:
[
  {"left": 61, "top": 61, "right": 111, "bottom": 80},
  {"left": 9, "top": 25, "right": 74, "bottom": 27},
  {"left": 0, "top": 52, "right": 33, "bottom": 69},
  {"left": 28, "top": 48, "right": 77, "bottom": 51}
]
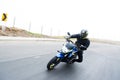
[{"left": 47, "top": 56, "right": 61, "bottom": 70}]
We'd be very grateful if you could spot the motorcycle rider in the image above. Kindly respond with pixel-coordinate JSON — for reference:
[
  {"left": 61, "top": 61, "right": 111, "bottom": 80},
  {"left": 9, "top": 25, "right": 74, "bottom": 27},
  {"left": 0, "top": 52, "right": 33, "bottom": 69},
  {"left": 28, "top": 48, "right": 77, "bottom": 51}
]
[{"left": 67, "top": 29, "right": 90, "bottom": 63}]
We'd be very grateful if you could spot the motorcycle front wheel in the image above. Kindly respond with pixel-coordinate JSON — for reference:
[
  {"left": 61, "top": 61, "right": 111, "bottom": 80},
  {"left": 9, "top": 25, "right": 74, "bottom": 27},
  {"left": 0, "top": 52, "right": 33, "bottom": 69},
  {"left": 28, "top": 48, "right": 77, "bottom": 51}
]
[{"left": 47, "top": 56, "right": 61, "bottom": 70}]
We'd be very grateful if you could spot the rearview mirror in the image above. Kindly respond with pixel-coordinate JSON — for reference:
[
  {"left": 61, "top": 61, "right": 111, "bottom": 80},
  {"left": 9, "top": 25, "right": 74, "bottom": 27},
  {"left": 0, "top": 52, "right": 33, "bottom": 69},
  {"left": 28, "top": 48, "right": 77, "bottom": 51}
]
[{"left": 67, "top": 32, "right": 70, "bottom": 35}]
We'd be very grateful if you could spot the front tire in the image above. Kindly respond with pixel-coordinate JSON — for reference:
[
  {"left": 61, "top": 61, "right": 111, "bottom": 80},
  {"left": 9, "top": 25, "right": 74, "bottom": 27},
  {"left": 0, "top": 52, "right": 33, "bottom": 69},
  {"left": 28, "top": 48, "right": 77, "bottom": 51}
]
[{"left": 47, "top": 56, "right": 61, "bottom": 70}]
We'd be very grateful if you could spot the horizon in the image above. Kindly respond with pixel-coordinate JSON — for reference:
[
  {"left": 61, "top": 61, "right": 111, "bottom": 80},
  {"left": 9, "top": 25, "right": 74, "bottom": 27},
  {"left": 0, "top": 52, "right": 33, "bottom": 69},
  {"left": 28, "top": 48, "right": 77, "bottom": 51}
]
[{"left": 0, "top": 0, "right": 120, "bottom": 41}]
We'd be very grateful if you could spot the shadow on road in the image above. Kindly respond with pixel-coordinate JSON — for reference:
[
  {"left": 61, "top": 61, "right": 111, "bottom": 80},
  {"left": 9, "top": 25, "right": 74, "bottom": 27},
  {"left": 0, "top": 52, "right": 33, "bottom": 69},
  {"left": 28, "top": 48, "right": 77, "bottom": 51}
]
[{"left": 43, "top": 63, "right": 84, "bottom": 80}]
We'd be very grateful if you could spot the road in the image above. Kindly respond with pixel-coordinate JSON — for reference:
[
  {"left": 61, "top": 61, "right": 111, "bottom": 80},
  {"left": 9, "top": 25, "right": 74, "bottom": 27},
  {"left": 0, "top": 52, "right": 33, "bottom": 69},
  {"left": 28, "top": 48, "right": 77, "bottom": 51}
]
[{"left": 0, "top": 41, "right": 120, "bottom": 80}]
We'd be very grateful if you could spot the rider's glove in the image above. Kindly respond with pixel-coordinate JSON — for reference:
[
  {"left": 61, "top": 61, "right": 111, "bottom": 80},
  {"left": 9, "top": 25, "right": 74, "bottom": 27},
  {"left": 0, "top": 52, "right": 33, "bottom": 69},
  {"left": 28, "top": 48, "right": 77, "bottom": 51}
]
[{"left": 80, "top": 45, "right": 87, "bottom": 50}]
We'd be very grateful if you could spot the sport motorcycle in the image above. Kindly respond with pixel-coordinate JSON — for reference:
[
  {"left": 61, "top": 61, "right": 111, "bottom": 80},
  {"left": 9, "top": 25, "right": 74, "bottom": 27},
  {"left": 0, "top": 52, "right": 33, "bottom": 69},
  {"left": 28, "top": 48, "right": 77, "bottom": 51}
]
[{"left": 47, "top": 32, "right": 79, "bottom": 70}]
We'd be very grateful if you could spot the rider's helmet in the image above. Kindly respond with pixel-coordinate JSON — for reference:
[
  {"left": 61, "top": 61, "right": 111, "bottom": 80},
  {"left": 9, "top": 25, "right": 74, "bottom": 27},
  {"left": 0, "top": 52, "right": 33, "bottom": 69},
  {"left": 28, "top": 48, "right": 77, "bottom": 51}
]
[{"left": 80, "top": 29, "right": 88, "bottom": 38}]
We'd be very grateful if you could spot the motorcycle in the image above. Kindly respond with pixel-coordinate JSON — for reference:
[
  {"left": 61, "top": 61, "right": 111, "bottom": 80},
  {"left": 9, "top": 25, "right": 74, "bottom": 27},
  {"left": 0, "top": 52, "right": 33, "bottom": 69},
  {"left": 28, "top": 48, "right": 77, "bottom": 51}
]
[{"left": 47, "top": 32, "right": 79, "bottom": 70}]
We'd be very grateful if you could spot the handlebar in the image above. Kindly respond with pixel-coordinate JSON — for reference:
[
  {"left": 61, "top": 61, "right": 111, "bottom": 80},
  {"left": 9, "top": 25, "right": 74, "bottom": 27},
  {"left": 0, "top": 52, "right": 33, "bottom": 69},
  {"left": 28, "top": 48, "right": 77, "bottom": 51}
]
[{"left": 65, "top": 37, "right": 74, "bottom": 44}]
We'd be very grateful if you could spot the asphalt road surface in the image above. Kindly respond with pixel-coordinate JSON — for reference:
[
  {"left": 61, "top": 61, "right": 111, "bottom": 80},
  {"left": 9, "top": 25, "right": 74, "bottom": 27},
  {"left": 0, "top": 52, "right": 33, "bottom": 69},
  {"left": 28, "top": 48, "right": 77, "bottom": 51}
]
[{"left": 0, "top": 41, "right": 120, "bottom": 80}]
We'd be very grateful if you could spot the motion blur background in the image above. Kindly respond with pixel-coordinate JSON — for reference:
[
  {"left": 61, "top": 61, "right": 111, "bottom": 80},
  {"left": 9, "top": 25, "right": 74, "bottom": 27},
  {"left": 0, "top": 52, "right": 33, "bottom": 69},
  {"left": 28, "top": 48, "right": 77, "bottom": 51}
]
[{"left": 0, "top": 0, "right": 120, "bottom": 41}]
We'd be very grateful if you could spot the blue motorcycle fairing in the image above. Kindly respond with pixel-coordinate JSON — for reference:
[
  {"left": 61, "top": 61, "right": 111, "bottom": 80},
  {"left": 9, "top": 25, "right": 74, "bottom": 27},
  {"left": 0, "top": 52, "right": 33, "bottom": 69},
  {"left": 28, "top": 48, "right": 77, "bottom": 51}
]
[
  {"left": 73, "top": 47, "right": 78, "bottom": 52},
  {"left": 56, "top": 52, "right": 64, "bottom": 58},
  {"left": 68, "top": 47, "right": 78, "bottom": 57},
  {"left": 57, "top": 47, "right": 78, "bottom": 58},
  {"left": 57, "top": 52, "right": 73, "bottom": 58},
  {"left": 68, "top": 52, "right": 73, "bottom": 58}
]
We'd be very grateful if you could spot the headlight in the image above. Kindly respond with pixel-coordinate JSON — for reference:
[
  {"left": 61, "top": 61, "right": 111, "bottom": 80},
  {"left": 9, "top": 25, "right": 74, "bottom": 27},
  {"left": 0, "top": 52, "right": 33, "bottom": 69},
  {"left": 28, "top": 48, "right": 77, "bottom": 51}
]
[{"left": 61, "top": 46, "right": 72, "bottom": 53}]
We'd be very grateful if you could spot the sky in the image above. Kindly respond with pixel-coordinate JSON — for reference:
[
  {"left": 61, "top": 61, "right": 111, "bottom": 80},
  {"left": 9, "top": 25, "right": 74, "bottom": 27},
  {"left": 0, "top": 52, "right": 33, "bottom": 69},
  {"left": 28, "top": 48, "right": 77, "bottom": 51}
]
[{"left": 0, "top": 0, "right": 120, "bottom": 41}]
